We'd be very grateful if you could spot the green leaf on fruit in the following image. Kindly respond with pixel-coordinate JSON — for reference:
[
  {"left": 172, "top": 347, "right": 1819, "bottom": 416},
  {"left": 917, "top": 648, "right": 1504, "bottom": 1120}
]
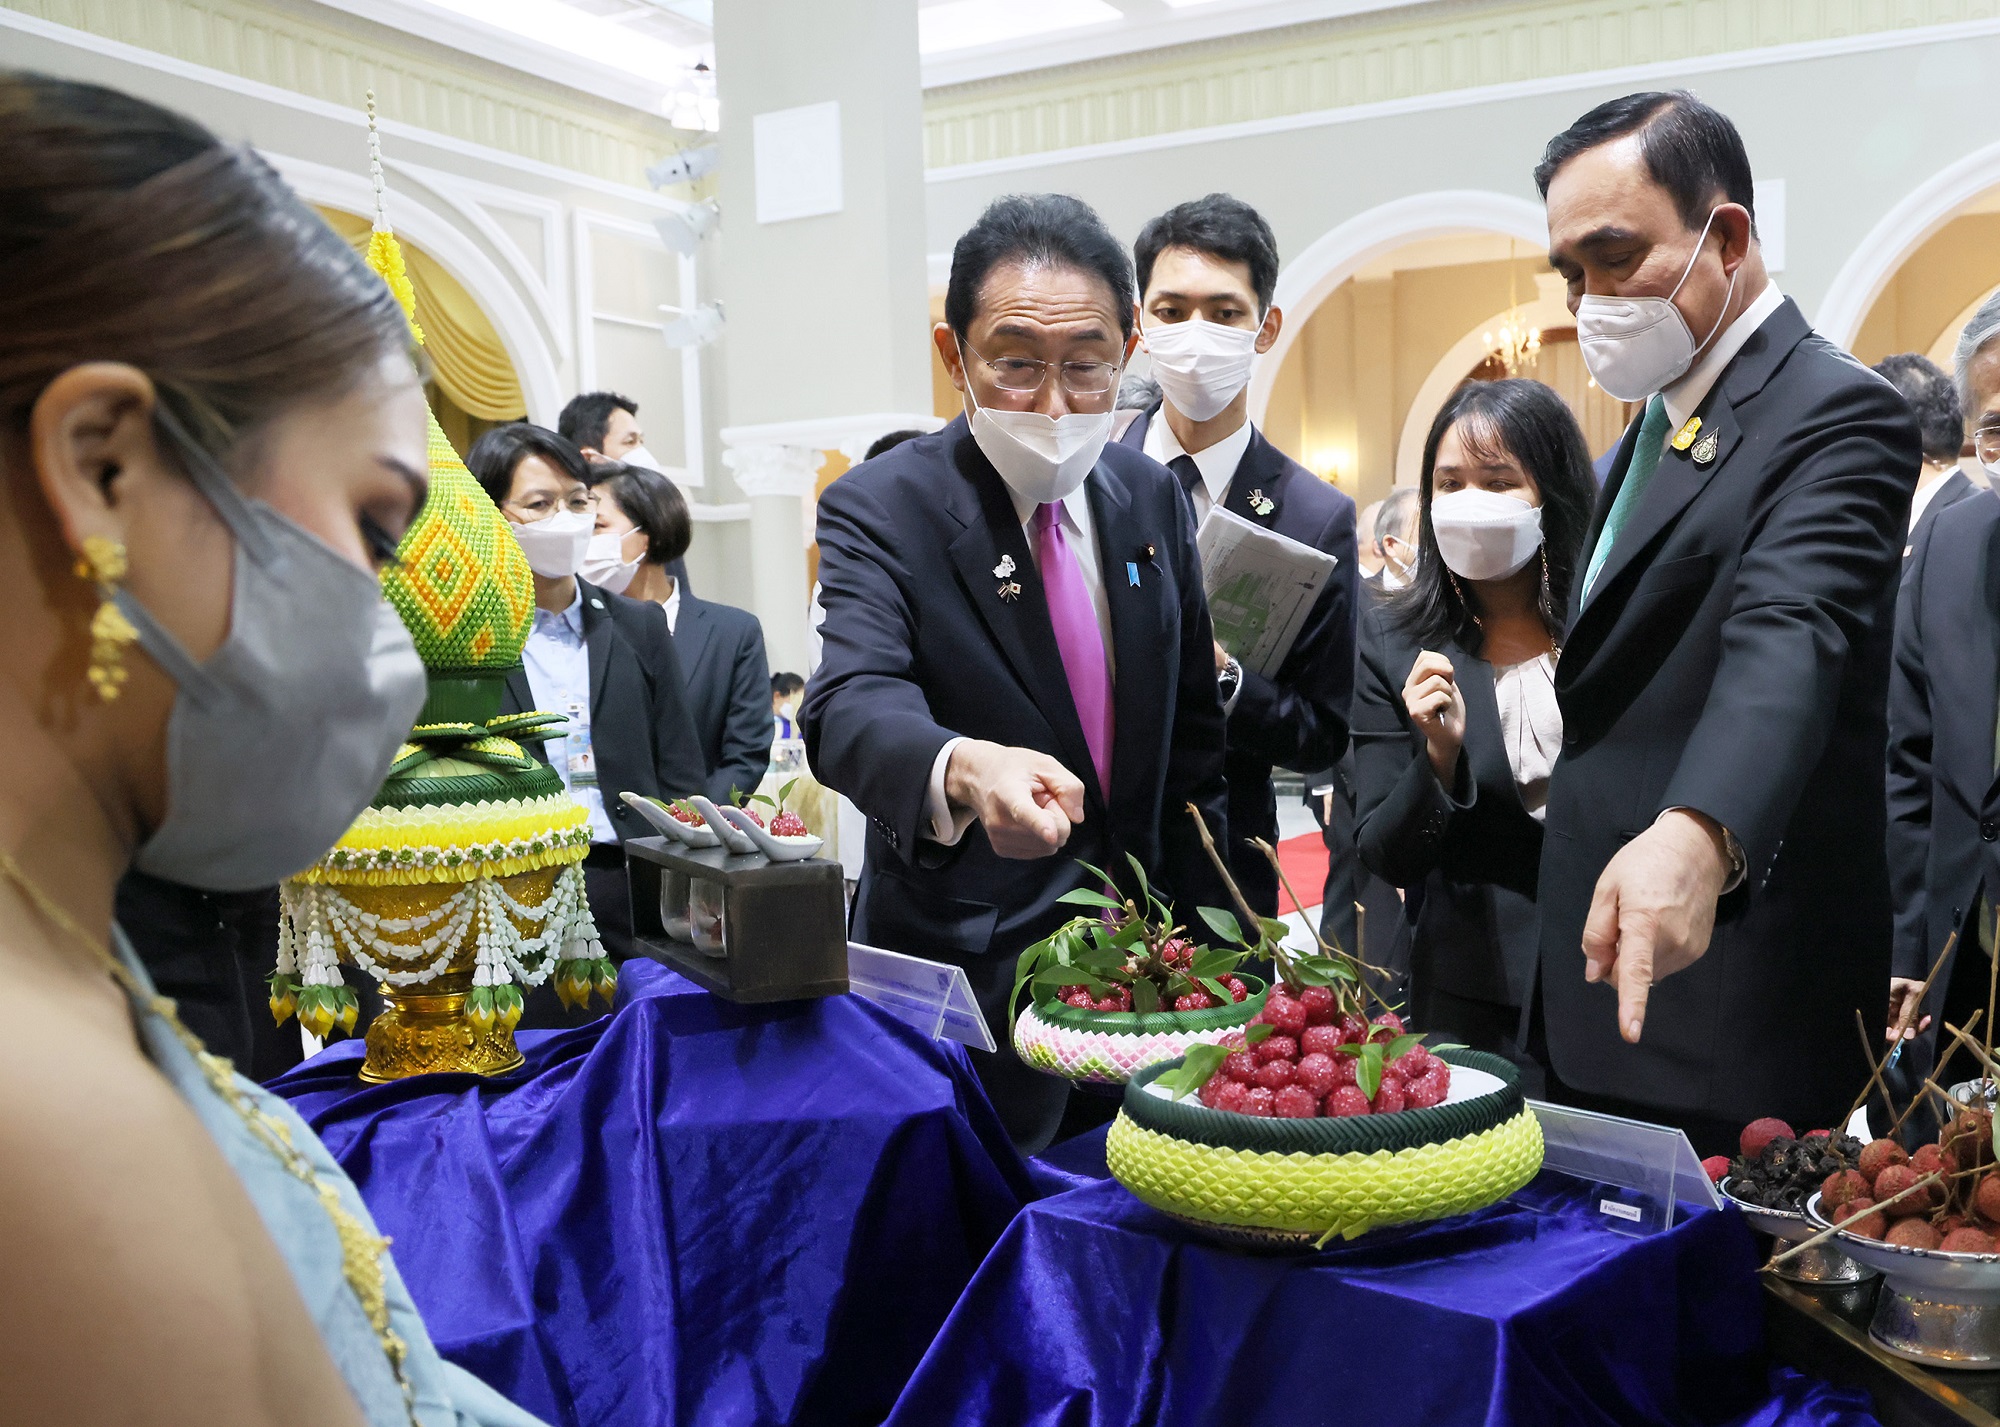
[
  {"left": 1058, "top": 888, "right": 1125, "bottom": 910},
  {"left": 1384, "top": 1034, "right": 1425, "bottom": 1064},
  {"left": 1198, "top": 976, "right": 1232, "bottom": 1004},
  {"left": 1132, "top": 978, "right": 1159, "bottom": 1013},
  {"left": 1155, "top": 1044, "right": 1228, "bottom": 1100},
  {"left": 1198, "top": 906, "right": 1244, "bottom": 945},
  {"left": 1356, "top": 1044, "right": 1385, "bottom": 1100},
  {"left": 779, "top": 777, "right": 800, "bottom": 805},
  {"left": 1244, "top": 1023, "right": 1273, "bottom": 1046}
]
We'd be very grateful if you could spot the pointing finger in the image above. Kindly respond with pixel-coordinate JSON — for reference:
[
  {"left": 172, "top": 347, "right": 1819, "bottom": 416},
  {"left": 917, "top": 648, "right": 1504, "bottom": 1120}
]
[{"left": 1615, "top": 924, "right": 1656, "bottom": 1044}]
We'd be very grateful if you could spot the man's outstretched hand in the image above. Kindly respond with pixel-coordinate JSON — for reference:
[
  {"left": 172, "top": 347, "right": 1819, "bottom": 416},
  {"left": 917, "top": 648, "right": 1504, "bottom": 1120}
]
[
  {"left": 945, "top": 740, "right": 1087, "bottom": 859},
  {"left": 1580, "top": 808, "right": 1732, "bottom": 1044}
]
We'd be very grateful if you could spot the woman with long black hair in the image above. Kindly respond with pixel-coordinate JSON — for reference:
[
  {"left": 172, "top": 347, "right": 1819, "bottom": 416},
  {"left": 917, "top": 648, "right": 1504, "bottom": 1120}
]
[{"left": 1352, "top": 379, "right": 1598, "bottom": 1081}]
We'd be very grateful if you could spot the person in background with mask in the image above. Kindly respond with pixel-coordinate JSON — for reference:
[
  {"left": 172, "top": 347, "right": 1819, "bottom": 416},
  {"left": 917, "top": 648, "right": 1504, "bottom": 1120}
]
[
  {"left": 806, "top": 193, "right": 1230, "bottom": 1153},
  {"left": 1352, "top": 381, "right": 1596, "bottom": 1081},
  {"left": 1115, "top": 193, "right": 1357, "bottom": 917},
  {"left": 586, "top": 459, "right": 772, "bottom": 807},
  {"left": 557, "top": 388, "right": 692, "bottom": 594},
  {"left": 0, "top": 74, "right": 543, "bottom": 1424},
  {"left": 467, "top": 423, "right": 704, "bottom": 967},
  {"left": 1533, "top": 91, "right": 1918, "bottom": 1150},
  {"left": 1871, "top": 352, "right": 1972, "bottom": 554},
  {"left": 772, "top": 671, "right": 806, "bottom": 739},
  {"left": 1373, "top": 486, "right": 1422, "bottom": 592},
  {"left": 1885, "top": 291, "right": 2000, "bottom": 1109}
]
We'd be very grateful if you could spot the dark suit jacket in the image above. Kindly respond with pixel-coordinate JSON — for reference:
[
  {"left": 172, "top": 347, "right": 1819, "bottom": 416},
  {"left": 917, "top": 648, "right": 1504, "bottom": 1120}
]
[
  {"left": 673, "top": 593, "right": 773, "bottom": 806},
  {"left": 805, "top": 417, "right": 1231, "bottom": 969},
  {"left": 1906, "top": 468, "right": 1976, "bottom": 560},
  {"left": 1889, "top": 489, "right": 2000, "bottom": 1005},
  {"left": 1540, "top": 296, "right": 1919, "bottom": 1129},
  {"left": 1354, "top": 604, "right": 1544, "bottom": 1010},
  {"left": 1117, "top": 405, "right": 1358, "bottom": 912},
  {"left": 502, "top": 579, "right": 707, "bottom": 845}
]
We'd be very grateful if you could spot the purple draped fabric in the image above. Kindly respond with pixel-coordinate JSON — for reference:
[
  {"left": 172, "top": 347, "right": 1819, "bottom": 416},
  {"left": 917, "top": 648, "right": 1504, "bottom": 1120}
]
[{"left": 270, "top": 958, "right": 1032, "bottom": 1427}]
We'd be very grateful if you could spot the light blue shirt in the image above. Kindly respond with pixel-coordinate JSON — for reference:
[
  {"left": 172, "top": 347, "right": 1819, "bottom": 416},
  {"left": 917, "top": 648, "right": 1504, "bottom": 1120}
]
[{"left": 522, "top": 580, "right": 615, "bottom": 844}]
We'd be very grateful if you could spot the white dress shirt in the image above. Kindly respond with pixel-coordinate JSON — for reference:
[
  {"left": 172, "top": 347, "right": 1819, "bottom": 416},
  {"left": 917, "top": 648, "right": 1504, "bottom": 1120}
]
[
  {"left": 1142, "top": 410, "right": 1255, "bottom": 524},
  {"left": 922, "top": 479, "right": 1115, "bottom": 845},
  {"left": 521, "top": 579, "right": 615, "bottom": 844},
  {"left": 1655, "top": 280, "right": 1786, "bottom": 450},
  {"left": 662, "top": 576, "right": 682, "bottom": 634}
]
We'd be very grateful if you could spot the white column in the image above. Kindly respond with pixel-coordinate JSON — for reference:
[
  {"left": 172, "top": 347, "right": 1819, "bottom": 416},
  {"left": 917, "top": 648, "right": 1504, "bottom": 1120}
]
[{"left": 720, "top": 442, "right": 823, "bottom": 676}]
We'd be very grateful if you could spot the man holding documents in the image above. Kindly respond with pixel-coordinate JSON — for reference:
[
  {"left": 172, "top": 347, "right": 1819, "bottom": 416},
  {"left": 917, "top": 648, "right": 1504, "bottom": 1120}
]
[
  {"left": 807, "top": 194, "right": 1230, "bottom": 1153},
  {"left": 1118, "top": 194, "right": 1358, "bottom": 915}
]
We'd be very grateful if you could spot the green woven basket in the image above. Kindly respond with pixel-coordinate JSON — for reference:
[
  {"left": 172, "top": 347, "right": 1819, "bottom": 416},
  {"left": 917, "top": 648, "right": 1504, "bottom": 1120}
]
[
  {"left": 1012, "top": 977, "right": 1268, "bottom": 1084},
  {"left": 1107, "top": 1048, "right": 1544, "bottom": 1246}
]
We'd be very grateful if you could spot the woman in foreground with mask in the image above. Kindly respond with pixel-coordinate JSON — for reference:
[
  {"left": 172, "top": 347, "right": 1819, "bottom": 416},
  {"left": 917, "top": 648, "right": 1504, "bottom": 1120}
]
[
  {"left": 1351, "top": 380, "right": 1596, "bottom": 1081},
  {"left": 0, "top": 74, "right": 542, "bottom": 1425}
]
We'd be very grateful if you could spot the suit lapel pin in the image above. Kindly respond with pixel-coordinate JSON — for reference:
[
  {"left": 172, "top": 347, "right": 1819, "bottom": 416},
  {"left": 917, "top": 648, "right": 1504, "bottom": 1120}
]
[
  {"left": 1671, "top": 416, "right": 1703, "bottom": 452},
  {"left": 998, "top": 580, "right": 1021, "bottom": 603},
  {"left": 1142, "top": 543, "right": 1156, "bottom": 561},
  {"left": 1249, "top": 490, "right": 1275, "bottom": 516},
  {"left": 1691, "top": 431, "right": 1719, "bottom": 465},
  {"left": 992, "top": 554, "right": 1015, "bottom": 579}
]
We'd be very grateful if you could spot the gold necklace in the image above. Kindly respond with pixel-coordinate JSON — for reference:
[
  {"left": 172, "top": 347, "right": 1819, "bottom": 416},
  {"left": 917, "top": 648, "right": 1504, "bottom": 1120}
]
[{"left": 0, "top": 848, "right": 419, "bottom": 1424}]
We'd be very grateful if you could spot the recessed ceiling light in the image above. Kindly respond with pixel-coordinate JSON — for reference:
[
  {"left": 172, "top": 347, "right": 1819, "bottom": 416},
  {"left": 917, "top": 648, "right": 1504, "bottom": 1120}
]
[{"left": 919, "top": 0, "right": 1123, "bottom": 55}]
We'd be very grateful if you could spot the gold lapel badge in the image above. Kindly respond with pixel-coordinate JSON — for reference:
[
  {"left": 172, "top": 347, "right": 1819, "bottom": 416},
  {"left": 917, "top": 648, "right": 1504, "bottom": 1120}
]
[
  {"left": 1671, "top": 416, "right": 1702, "bottom": 452},
  {"left": 1691, "top": 431, "right": 1720, "bottom": 465},
  {"left": 1249, "top": 490, "right": 1275, "bottom": 516}
]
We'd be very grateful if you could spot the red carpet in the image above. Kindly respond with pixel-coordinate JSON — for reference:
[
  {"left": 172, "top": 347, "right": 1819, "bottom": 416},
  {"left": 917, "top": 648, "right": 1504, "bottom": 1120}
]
[{"left": 1273, "top": 832, "right": 1327, "bottom": 917}]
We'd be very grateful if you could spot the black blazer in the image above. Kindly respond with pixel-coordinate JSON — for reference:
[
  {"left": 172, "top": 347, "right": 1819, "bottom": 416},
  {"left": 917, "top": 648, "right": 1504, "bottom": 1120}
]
[
  {"left": 1906, "top": 468, "right": 1976, "bottom": 560},
  {"left": 502, "top": 580, "right": 707, "bottom": 845},
  {"left": 1539, "top": 296, "right": 1920, "bottom": 1129},
  {"left": 672, "top": 593, "right": 773, "bottom": 806},
  {"left": 1353, "top": 604, "right": 1544, "bottom": 1009},
  {"left": 1117, "top": 405, "right": 1358, "bottom": 912},
  {"left": 805, "top": 417, "right": 1231, "bottom": 965},
  {"left": 1888, "top": 488, "right": 2000, "bottom": 1003}
]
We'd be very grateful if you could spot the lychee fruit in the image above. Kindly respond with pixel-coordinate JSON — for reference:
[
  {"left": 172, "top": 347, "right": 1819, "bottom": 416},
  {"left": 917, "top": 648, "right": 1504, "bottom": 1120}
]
[
  {"left": 1820, "top": 1169, "right": 1871, "bottom": 1209},
  {"left": 769, "top": 810, "right": 811, "bottom": 838},
  {"left": 1739, "top": 1118, "right": 1796, "bottom": 1160},
  {"left": 1294, "top": 1052, "right": 1340, "bottom": 1097},
  {"left": 1222, "top": 976, "right": 1248, "bottom": 1002},
  {"left": 1253, "top": 1035, "right": 1298, "bottom": 1064},
  {"left": 1873, "top": 1164, "right": 1933, "bottom": 1217},
  {"left": 1297, "top": 985, "right": 1336, "bottom": 1025},
  {"left": 1301, "top": 1025, "right": 1344, "bottom": 1058},
  {"left": 1701, "top": 1156, "right": 1730, "bottom": 1184},
  {"left": 1372, "top": 1010, "right": 1406, "bottom": 1037},
  {"left": 1371, "top": 1074, "right": 1407, "bottom": 1115},
  {"left": 1942, "top": 1227, "right": 1997, "bottom": 1255},
  {"left": 1325, "top": 1085, "right": 1371, "bottom": 1117},
  {"left": 1912, "top": 1143, "right": 1960, "bottom": 1180},
  {"left": 1886, "top": 1218, "right": 1942, "bottom": 1251},
  {"left": 1252, "top": 1061, "right": 1296, "bottom": 1091},
  {"left": 1274, "top": 1085, "right": 1318, "bottom": 1119},
  {"left": 1832, "top": 1199, "right": 1886, "bottom": 1239},
  {"left": 1335, "top": 1013, "right": 1369, "bottom": 1044},
  {"left": 1857, "top": 1139, "right": 1909, "bottom": 1182},
  {"left": 1241, "top": 1087, "right": 1276, "bottom": 1118},
  {"left": 1946, "top": 1110, "right": 1994, "bottom": 1167},
  {"left": 1211, "top": 1079, "right": 1249, "bottom": 1114},
  {"left": 1975, "top": 1172, "right": 2000, "bottom": 1223},
  {"left": 1221, "top": 1050, "right": 1258, "bottom": 1084},
  {"left": 1263, "top": 994, "right": 1309, "bottom": 1037},
  {"left": 1404, "top": 1068, "right": 1449, "bottom": 1109}
]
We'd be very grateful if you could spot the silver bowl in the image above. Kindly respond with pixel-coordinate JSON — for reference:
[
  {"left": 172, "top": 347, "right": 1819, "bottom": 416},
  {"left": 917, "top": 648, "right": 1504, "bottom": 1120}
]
[
  {"left": 1720, "top": 1179, "right": 1876, "bottom": 1285},
  {"left": 1805, "top": 1191, "right": 2000, "bottom": 1367}
]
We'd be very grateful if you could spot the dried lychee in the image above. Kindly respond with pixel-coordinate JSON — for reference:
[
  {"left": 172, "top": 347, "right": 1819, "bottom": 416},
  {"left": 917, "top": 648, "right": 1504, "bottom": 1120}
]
[
  {"left": 1886, "top": 1218, "right": 1942, "bottom": 1250},
  {"left": 1740, "top": 1118, "right": 1796, "bottom": 1160},
  {"left": 1857, "top": 1138, "right": 1909, "bottom": 1182}
]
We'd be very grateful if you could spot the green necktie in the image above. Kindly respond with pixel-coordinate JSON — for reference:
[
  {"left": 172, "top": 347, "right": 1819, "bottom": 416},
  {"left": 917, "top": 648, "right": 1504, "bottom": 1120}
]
[{"left": 1582, "top": 395, "right": 1671, "bottom": 598}]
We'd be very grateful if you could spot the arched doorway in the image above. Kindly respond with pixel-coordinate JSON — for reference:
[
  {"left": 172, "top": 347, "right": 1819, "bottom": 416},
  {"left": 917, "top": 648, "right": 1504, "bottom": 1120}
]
[
  {"left": 1843, "top": 182, "right": 2000, "bottom": 373},
  {"left": 316, "top": 205, "right": 530, "bottom": 455}
]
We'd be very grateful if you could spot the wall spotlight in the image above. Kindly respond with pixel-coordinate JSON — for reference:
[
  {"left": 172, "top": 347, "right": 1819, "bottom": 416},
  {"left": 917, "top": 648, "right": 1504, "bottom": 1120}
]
[
  {"left": 654, "top": 200, "right": 719, "bottom": 256},
  {"left": 660, "top": 301, "right": 724, "bottom": 348},
  {"left": 645, "top": 143, "right": 719, "bottom": 190}
]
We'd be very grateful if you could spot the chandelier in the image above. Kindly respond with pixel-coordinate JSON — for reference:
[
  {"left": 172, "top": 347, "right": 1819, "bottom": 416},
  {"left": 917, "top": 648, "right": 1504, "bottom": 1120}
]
[{"left": 1483, "top": 241, "right": 1542, "bottom": 377}]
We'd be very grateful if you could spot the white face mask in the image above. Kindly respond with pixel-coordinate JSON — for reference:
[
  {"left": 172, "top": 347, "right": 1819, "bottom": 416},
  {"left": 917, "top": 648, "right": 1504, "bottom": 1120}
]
[
  {"left": 960, "top": 343, "right": 1118, "bottom": 506},
  {"left": 581, "top": 529, "right": 642, "bottom": 593},
  {"left": 1430, "top": 487, "right": 1544, "bottom": 582},
  {"left": 1142, "top": 315, "right": 1260, "bottom": 422},
  {"left": 621, "top": 444, "right": 665, "bottom": 474},
  {"left": 1378, "top": 540, "right": 1414, "bottom": 590},
  {"left": 510, "top": 506, "right": 594, "bottom": 579},
  {"left": 1575, "top": 208, "right": 1737, "bottom": 402}
]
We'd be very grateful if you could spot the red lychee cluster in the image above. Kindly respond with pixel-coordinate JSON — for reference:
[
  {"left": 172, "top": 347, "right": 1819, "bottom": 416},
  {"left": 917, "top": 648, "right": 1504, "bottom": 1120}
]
[
  {"left": 1192, "top": 989, "right": 1447, "bottom": 1118},
  {"left": 769, "top": 810, "right": 811, "bottom": 838},
  {"left": 1822, "top": 1110, "right": 2000, "bottom": 1253},
  {"left": 1056, "top": 964, "right": 1249, "bottom": 1013}
]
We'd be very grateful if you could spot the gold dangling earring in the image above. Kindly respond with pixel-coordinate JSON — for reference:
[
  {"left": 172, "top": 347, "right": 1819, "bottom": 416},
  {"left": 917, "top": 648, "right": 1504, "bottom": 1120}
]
[{"left": 74, "top": 535, "right": 139, "bottom": 702}]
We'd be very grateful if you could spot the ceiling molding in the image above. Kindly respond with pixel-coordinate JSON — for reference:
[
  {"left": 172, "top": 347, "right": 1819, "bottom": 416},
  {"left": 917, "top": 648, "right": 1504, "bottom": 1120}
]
[{"left": 924, "top": 7, "right": 2000, "bottom": 177}]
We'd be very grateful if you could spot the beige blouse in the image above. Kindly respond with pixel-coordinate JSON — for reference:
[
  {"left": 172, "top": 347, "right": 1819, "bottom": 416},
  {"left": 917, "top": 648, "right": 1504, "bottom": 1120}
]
[{"left": 1492, "top": 652, "right": 1563, "bottom": 820}]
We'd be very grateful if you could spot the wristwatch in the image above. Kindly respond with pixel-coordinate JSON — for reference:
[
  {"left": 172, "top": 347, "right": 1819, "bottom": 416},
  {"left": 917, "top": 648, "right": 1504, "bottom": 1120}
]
[{"left": 1217, "top": 657, "right": 1242, "bottom": 703}]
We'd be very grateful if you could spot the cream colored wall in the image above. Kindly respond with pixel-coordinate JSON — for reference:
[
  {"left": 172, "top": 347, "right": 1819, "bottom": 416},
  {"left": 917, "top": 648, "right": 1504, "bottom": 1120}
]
[{"left": 1852, "top": 209, "right": 2000, "bottom": 366}]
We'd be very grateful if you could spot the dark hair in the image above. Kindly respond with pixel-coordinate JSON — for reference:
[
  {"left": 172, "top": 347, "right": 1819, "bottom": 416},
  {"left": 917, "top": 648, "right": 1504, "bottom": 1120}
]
[
  {"left": 944, "top": 194, "right": 1135, "bottom": 339},
  {"left": 1534, "top": 91, "right": 1757, "bottom": 235},
  {"left": 1374, "top": 486, "right": 1420, "bottom": 552},
  {"left": 1873, "top": 353, "right": 1965, "bottom": 464},
  {"left": 557, "top": 390, "right": 637, "bottom": 452},
  {"left": 771, "top": 671, "right": 805, "bottom": 697},
  {"left": 1388, "top": 380, "right": 1597, "bottom": 653},
  {"left": 465, "top": 422, "right": 590, "bottom": 506},
  {"left": 863, "top": 429, "right": 925, "bottom": 462},
  {"left": 0, "top": 74, "right": 412, "bottom": 468},
  {"left": 586, "top": 459, "right": 690, "bottom": 566},
  {"left": 1133, "top": 193, "right": 1280, "bottom": 312}
]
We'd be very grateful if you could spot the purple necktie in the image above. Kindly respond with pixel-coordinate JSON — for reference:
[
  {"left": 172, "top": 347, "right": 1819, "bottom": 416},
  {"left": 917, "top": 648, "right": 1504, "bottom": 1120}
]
[{"left": 1033, "top": 502, "right": 1114, "bottom": 798}]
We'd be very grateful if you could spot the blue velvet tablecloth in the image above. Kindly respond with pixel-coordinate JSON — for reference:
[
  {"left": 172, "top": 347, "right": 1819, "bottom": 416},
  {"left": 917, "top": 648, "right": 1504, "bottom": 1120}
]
[
  {"left": 886, "top": 1127, "right": 1883, "bottom": 1427},
  {"left": 270, "top": 958, "right": 1033, "bottom": 1427}
]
